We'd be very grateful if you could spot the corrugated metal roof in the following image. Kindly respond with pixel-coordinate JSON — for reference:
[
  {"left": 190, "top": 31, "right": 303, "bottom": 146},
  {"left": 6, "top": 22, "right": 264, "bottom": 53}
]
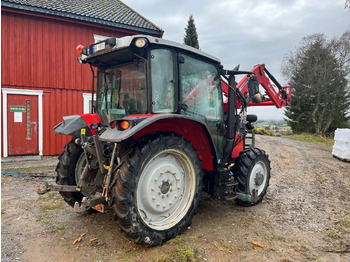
[{"left": 1, "top": 0, "right": 163, "bottom": 36}]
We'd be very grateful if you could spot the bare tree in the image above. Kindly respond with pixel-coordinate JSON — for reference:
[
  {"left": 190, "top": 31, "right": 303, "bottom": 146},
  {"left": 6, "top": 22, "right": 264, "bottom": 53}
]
[
  {"left": 330, "top": 30, "right": 350, "bottom": 79},
  {"left": 345, "top": 0, "right": 350, "bottom": 9}
]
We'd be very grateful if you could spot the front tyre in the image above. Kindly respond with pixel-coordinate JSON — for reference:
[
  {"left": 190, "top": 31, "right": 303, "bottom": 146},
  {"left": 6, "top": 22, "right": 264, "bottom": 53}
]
[
  {"left": 112, "top": 135, "right": 202, "bottom": 246},
  {"left": 234, "top": 148, "right": 271, "bottom": 206}
]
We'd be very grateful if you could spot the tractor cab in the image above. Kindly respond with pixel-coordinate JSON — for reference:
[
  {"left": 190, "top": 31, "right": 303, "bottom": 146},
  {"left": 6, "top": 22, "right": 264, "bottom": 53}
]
[{"left": 78, "top": 35, "right": 225, "bottom": 160}]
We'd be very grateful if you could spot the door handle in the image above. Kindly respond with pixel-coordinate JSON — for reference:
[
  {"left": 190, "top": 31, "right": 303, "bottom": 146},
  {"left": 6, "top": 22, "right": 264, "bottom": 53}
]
[{"left": 31, "top": 121, "right": 37, "bottom": 132}]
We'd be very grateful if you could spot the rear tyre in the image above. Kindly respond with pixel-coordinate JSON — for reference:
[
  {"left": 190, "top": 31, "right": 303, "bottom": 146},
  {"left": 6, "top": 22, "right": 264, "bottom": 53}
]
[
  {"left": 112, "top": 135, "right": 203, "bottom": 246},
  {"left": 56, "top": 139, "right": 84, "bottom": 207},
  {"left": 234, "top": 148, "right": 271, "bottom": 206}
]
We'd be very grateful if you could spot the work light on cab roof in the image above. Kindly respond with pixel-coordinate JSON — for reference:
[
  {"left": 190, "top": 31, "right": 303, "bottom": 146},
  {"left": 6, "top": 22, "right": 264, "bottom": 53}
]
[
  {"left": 76, "top": 37, "right": 150, "bottom": 64},
  {"left": 135, "top": 38, "right": 147, "bottom": 48},
  {"left": 76, "top": 37, "right": 118, "bottom": 63}
]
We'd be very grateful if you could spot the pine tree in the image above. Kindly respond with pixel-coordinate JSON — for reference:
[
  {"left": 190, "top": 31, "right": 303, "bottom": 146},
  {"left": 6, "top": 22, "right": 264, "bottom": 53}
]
[
  {"left": 282, "top": 33, "right": 350, "bottom": 135},
  {"left": 184, "top": 15, "right": 199, "bottom": 49}
]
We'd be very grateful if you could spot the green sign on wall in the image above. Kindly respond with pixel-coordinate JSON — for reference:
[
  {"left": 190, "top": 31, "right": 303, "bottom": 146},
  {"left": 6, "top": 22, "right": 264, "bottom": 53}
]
[{"left": 10, "top": 105, "right": 26, "bottom": 112}]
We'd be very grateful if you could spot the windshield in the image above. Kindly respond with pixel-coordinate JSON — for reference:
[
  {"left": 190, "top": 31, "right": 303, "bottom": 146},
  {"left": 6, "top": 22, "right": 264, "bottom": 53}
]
[{"left": 96, "top": 61, "right": 147, "bottom": 122}]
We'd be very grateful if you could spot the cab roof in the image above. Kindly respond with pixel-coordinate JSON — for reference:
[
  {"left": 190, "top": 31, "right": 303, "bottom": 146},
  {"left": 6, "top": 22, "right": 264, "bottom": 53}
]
[{"left": 83, "top": 35, "right": 221, "bottom": 66}]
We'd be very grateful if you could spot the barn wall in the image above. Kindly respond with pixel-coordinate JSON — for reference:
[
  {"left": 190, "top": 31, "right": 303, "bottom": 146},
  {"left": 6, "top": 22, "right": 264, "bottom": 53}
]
[
  {"left": 1, "top": 10, "right": 133, "bottom": 90},
  {"left": 1, "top": 9, "right": 144, "bottom": 155}
]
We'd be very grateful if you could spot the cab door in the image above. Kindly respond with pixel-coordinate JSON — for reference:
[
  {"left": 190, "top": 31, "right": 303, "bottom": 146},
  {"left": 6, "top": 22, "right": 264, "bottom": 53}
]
[{"left": 178, "top": 53, "right": 224, "bottom": 160}]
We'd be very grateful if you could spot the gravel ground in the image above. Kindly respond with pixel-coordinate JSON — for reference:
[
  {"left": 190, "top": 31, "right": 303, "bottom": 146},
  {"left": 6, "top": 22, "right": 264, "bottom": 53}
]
[{"left": 1, "top": 135, "right": 350, "bottom": 261}]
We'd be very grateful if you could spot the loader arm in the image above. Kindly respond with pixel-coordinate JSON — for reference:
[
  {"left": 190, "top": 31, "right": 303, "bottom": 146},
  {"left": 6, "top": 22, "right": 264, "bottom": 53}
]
[{"left": 222, "top": 64, "right": 291, "bottom": 109}]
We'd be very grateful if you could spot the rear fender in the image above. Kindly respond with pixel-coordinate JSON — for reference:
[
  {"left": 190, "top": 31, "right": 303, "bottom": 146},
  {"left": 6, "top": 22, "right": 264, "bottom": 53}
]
[
  {"left": 54, "top": 114, "right": 101, "bottom": 137},
  {"left": 99, "top": 114, "right": 216, "bottom": 171}
]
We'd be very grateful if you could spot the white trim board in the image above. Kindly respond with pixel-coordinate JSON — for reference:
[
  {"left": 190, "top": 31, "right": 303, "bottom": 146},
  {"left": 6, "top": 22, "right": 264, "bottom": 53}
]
[
  {"left": 2, "top": 88, "right": 43, "bottom": 157},
  {"left": 82, "top": 93, "right": 94, "bottom": 114},
  {"left": 94, "top": 34, "right": 111, "bottom": 43}
]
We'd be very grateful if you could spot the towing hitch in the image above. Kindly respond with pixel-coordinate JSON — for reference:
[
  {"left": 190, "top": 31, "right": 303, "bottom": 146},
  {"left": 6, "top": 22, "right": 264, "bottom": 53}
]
[
  {"left": 36, "top": 183, "right": 107, "bottom": 213},
  {"left": 36, "top": 183, "right": 95, "bottom": 195},
  {"left": 235, "top": 189, "right": 258, "bottom": 204},
  {"left": 74, "top": 196, "right": 106, "bottom": 213}
]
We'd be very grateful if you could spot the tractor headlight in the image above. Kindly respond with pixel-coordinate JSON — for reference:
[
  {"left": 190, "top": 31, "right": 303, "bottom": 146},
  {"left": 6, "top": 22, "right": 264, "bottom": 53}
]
[{"left": 135, "top": 38, "right": 147, "bottom": 48}]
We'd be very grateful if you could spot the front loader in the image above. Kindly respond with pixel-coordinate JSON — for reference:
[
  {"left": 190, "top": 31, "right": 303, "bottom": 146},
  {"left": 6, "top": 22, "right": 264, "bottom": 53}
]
[{"left": 41, "top": 35, "right": 291, "bottom": 246}]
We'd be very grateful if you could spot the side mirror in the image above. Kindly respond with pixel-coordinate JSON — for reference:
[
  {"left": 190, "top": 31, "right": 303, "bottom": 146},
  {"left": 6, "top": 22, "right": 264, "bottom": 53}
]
[
  {"left": 247, "top": 114, "right": 257, "bottom": 123},
  {"left": 246, "top": 114, "right": 257, "bottom": 130}
]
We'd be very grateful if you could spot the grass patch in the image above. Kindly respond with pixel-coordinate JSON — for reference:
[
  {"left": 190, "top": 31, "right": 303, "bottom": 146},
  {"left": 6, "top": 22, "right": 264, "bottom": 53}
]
[
  {"left": 324, "top": 229, "right": 343, "bottom": 239},
  {"left": 285, "top": 133, "right": 334, "bottom": 145},
  {"left": 284, "top": 133, "right": 334, "bottom": 150},
  {"left": 40, "top": 201, "right": 64, "bottom": 211},
  {"left": 37, "top": 193, "right": 57, "bottom": 201},
  {"left": 266, "top": 234, "right": 286, "bottom": 242},
  {"left": 2, "top": 166, "right": 57, "bottom": 174},
  {"left": 56, "top": 225, "right": 65, "bottom": 233},
  {"left": 39, "top": 192, "right": 64, "bottom": 211},
  {"left": 157, "top": 246, "right": 198, "bottom": 262},
  {"left": 89, "top": 241, "right": 98, "bottom": 247},
  {"left": 255, "top": 121, "right": 269, "bottom": 127},
  {"left": 37, "top": 196, "right": 45, "bottom": 201},
  {"left": 168, "top": 235, "right": 184, "bottom": 245},
  {"left": 41, "top": 220, "right": 65, "bottom": 233},
  {"left": 338, "top": 216, "right": 350, "bottom": 228},
  {"left": 47, "top": 193, "right": 55, "bottom": 198},
  {"left": 324, "top": 216, "right": 350, "bottom": 239}
]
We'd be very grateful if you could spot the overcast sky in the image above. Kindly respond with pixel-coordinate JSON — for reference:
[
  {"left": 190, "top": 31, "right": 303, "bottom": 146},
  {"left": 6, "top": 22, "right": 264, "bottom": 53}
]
[{"left": 124, "top": 0, "right": 349, "bottom": 120}]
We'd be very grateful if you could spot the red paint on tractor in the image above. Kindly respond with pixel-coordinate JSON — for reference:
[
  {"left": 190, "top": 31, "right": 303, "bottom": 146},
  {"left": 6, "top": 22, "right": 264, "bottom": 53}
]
[
  {"left": 132, "top": 118, "right": 214, "bottom": 171},
  {"left": 78, "top": 113, "right": 101, "bottom": 135},
  {"left": 221, "top": 64, "right": 291, "bottom": 110},
  {"left": 231, "top": 139, "right": 244, "bottom": 159}
]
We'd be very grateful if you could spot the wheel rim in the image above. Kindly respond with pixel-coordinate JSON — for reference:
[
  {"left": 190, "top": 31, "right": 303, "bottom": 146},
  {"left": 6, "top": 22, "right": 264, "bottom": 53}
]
[
  {"left": 136, "top": 149, "right": 196, "bottom": 231},
  {"left": 249, "top": 160, "right": 268, "bottom": 196},
  {"left": 75, "top": 154, "right": 100, "bottom": 197}
]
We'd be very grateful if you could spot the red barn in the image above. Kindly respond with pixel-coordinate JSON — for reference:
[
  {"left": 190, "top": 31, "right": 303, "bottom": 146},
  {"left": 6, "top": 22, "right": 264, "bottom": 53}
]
[{"left": 1, "top": 0, "right": 163, "bottom": 157}]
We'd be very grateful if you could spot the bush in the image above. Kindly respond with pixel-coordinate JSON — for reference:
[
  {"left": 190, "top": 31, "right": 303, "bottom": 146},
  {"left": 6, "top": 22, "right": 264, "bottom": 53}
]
[{"left": 253, "top": 128, "right": 281, "bottom": 137}]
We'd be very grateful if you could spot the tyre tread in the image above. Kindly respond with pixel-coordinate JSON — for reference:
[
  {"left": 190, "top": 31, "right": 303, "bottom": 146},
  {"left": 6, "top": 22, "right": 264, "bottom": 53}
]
[
  {"left": 234, "top": 148, "right": 271, "bottom": 206},
  {"left": 111, "top": 134, "right": 203, "bottom": 246},
  {"left": 56, "top": 139, "right": 84, "bottom": 207}
]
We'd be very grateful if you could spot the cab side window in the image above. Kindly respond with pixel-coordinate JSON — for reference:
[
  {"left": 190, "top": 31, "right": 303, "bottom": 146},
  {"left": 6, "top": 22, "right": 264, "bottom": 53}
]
[
  {"left": 179, "top": 53, "right": 223, "bottom": 122},
  {"left": 151, "top": 49, "right": 176, "bottom": 113}
]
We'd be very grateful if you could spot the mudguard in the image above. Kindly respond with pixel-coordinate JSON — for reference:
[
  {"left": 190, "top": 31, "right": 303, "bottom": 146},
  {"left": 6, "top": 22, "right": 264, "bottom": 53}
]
[
  {"left": 99, "top": 114, "right": 218, "bottom": 171},
  {"left": 99, "top": 114, "right": 210, "bottom": 142},
  {"left": 54, "top": 114, "right": 101, "bottom": 137}
]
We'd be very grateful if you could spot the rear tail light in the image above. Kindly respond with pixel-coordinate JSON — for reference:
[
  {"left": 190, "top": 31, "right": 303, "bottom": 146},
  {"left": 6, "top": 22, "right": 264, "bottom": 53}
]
[{"left": 120, "top": 120, "right": 130, "bottom": 130}]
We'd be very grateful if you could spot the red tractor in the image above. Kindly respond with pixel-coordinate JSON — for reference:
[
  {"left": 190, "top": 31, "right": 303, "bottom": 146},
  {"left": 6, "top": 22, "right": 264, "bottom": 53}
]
[{"left": 45, "top": 35, "right": 291, "bottom": 246}]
